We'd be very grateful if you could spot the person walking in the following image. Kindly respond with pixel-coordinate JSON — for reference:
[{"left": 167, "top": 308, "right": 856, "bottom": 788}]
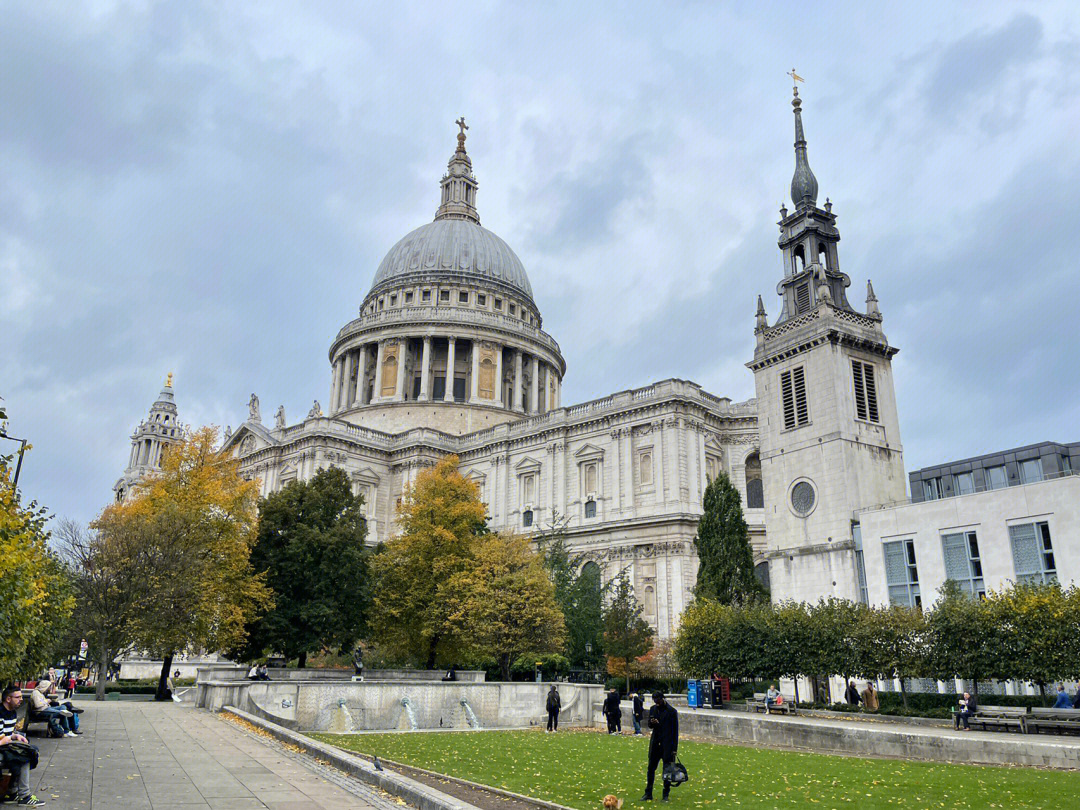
[
  {"left": 860, "top": 682, "right": 879, "bottom": 713},
  {"left": 632, "top": 692, "right": 645, "bottom": 735},
  {"left": 844, "top": 680, "right": 861, "bottom": 707},
  {"left": 640, "top": 691, "right": 679, "bottom": 802},
  {"left": 546, "top": 685, "right": 561, "bottom": 732},
  {"left": 603, "top": 689, "right": 622, "bottom": 734}
]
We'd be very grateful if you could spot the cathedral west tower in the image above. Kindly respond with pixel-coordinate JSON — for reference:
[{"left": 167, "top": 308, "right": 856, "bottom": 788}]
[{"left": 749, "top": 84, "right": 906, "bottom": 603}]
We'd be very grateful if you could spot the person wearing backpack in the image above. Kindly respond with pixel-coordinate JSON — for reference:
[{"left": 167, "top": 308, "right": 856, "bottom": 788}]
[
  {"left": 641, "top": 691, "right": 679, "bottom": 802},
  {"left": 545, "top": 685, "right": 561, "bottom": 732}
]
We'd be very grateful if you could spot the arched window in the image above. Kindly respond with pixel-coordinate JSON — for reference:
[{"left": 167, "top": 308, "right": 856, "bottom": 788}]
[
  {"left": 584, "top": 498, "right": 596, "bottom": 519},
  {"left": 638, "top": 451, "right": 653, "bottom": 487},
  {"left": 754, "top": 561, "right": 771, "bottom": 593},
  {"left": 583, "top": 462, "right": 598, "bottom": 495},
  {"left": 817, "top": 243, "right": 828, "bottom": 269},
  {"left": 580, "top": 561, "right": 602, "bottom": 589},
  {"left": 792, "top": 244, "right": 806, "bottom": 274},
  {"left": 745, "top": 452, "right": 764, "bottom": 509},
  {"left": 642, "top": 585, "right": 657, "bottom": 621},
  {"left": 522, "top": 509, "right": 533, "bottom": 528}
]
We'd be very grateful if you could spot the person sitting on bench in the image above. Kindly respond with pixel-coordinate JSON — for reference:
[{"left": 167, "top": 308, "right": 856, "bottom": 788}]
[
  {"left": 954, "top": 692, "right": 976, "bottom": 731},
  {"left": 0, "top": 685, "right": 46, "bottom": 806},
  {"left": 27, "top": 683, "right": 75, "bottom": 738},
  {"left": 766, "top": 684, "right": 781, "bottom": 709}
]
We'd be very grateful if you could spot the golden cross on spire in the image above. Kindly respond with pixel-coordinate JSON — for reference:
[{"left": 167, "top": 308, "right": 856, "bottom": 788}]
[
  {"left": 787, "top": 68, "right": 804, "bottom": 88},
  {"left": 455, "top": 116, "right": 468, "bottom": 136}
]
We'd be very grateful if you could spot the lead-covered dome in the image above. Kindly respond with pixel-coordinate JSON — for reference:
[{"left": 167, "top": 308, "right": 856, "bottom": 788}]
[{"left": 370, "top": 218, "right": 534, "bottom": 301}]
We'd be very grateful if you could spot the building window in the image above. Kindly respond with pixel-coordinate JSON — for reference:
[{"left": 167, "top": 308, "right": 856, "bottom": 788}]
[
  {"left": 853, "top": 525, "right": 869, "bottom": 605},
  {"left": 1010, "top": 522, "right": 1056, "bottom": 584},
  {"left": 378, "top": 298, "right": 384, "bottom": 310},
  {"left": 422, "top": 289, "right": 431, "bottom": 302},
  {"left": 522, "top": 509, "right": 533, "bottom": 527},
  {"left": 637, "top": 451, "right": 653, "bottom": 487},
  {"left": 883, "top": 538, "right": 921, "bottom": 607},
  {"left": 521, "top": 473, "right": 535, "bottom": 505},
  {"left": 922, "top": 478, "right": 941, "bottom": 501},
  {"left": 941, "top": 531, "right": 985, "bottom": 597},
  {"left": 705, "top": 455, "right": 721, "bottom": 484},
  {"left": 780, "top": 366, "right": 809, "bottom": 430},
  {"left": 477, "top": 294, "right": 486, "bottom": 306},
  {"left": 390, "top": 294, "right": 397, "bottom": 306},
  {"left": 509, "top": 304, "right": 517, "bottom": 316},
  {"left": 955, "top": 471, "right": 975, "bottom": 496},
  {"left": 986, "top": 465, "right": 1007, "bottom": 490},
  {"left": 494, "top": 298, "right": 502, "bottom": 310},
  {"left": 405, "top": 291, "right": 413, "bottom": 303},
  {"left": 459, "top": 291, "right": 469, "bottom": 303},
  {"left": 440, "top": 290, "right": 450, "bottom": 302},
  {"left": 582, "top": 462, "right": 598, "bottom": 496},
  {"left": 1020, "top": 459, "right": 1044, "bottom": 484},
  {"left": 851, "top": 361, "right": 880, "bottom": 423},
  {"left": 584, "top": 499, "right": 596, "bottom": 519},
  {"left": 746, "top": 479, "right": 764, "bottom": 509}
]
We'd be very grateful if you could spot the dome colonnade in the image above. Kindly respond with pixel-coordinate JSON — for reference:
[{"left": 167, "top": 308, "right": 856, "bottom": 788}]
[{"left": 325, "top": 121, "right": 565, "bottom": 435}]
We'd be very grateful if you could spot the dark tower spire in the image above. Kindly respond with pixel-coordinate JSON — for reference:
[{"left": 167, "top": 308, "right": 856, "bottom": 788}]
[{"left": 789, "top": 86, "right": 819, "bottom": 209}]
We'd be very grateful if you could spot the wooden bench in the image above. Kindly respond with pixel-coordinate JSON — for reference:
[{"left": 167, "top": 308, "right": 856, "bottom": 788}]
[
  {"left": 1026, "top": 707, "right": 1080, "bottom": 735},
  {"left": 749, "top": 692, "right": 794, "bottom": 715},
  {"left": 962, "top": 705, "right": 1028, "bottom": 733}
]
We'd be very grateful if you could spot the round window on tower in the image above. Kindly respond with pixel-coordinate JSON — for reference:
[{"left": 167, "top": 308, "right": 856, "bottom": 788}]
[{"left": 789, "top": 479, "right": 817, "bottom": 517}]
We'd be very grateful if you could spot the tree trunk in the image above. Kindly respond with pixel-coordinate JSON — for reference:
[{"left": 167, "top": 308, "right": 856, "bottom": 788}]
[
  {"left": 155, "top": 652, "right": 174, "bottom": 701},
  {"left": 1039, "top": 681, "right": 1047, "bottom": 705},
  {"left": 95, "top": 648, "right": 109, "bottom": 702},
  {"left": 899, "top": 676, "right": 908, "bottom": 709},
  {"left": 500, "top": 654, "right": 511, "bottom": 683},
  {"left": 297, "top": 651, "right": 307, "bottom": 669},
  {"left": 426, "top": 636, "right": 439, "bottom": 671}
]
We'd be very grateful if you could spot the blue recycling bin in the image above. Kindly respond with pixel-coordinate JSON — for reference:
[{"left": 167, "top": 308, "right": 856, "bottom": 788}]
[{"left": 687, "top": 679, "right": 701, "bottom": 709}]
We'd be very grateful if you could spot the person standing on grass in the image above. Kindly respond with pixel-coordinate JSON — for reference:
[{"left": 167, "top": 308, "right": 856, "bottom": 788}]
[
  {"left": 641, "top": 691, "right": 678, "bottom": 803},
  {"left": 603, "top": 689, "right": 622, "bottom": 734},
  {"left": 632, "top": 692, "right": 645, "bottom": 735},
  {"left": 546, "top": 685, "right": 561, "bottom": 732}
]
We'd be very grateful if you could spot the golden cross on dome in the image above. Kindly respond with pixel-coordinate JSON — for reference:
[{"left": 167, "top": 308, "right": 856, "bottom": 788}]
[
  {"left": 787, "top": 68, "right": 804, "bottom": 87},
  {"left": 455, "top": 116, "right": 468, "bottom": 136}
]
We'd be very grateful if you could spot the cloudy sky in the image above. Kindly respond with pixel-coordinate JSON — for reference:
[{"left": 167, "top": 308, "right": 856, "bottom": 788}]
[{"left": 3, "top": 1, "right": 1079, "bottom": 525}]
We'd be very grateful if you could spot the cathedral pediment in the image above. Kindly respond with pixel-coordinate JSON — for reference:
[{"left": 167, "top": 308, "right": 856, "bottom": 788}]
[
  {"left": 351, "top": 467, "right": 381, "bottom": 485},
  {"left": 463, "top": 468, "right": 487, "bottom": 484},
  {"left": 573, "top": 443, "right": 605, "bottom": 461},
  {"left": 514, "top": 456, "right": 542, "bottom": 473}
]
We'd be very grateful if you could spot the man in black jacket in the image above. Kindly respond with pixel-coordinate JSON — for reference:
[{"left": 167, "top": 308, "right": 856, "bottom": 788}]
[
  {"left": 641, "top": 691, "right": 678, "bottom": 802},
  {"left": 603, "top": 689, "right": 622, "bottom": 734},
  {"left": 632, "top": 692, "right": 645, "bottom": 735},
  {"left": 546, "top": 686, "right": 561, "bottom": 732}
]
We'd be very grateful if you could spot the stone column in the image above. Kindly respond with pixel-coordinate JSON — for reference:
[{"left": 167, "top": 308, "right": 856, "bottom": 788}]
[
  {"left": 611, "top": 428, "right": 622, "bottom": 514},
  {"left": 513, "top": 350, "right": 524, "bottom": 412},
  {"left": 395, "top": 338, "right": 408, "bottom": 401},
  {"left": 372, "top": 341, "right": 385, "bottom": 402},
  {"left": 469, "top": 341, "right": 480, "bottom": 403},
  {"left": 444, "top": 337, "right": 457, "bottom": 402},
  {"left": 354, "top": 344, "right": 369, "bottom": 405},
  {"left": 418, "top": 337, "right": 432, "bottom": 401},
  {"left": 329, "top": 359, "right": 341, "bottom": 413},
  {"left": 529, "top": 355, "right": 539, "bottom": 413},
  {"left": 340, "top": 350, "right": 355, "bottom": 411},
  {"left": 494, "top": 345, "right": 504, "bottom": 407},
  {"left": 655, "top": 420, "right": 666, "bottom": 506}
]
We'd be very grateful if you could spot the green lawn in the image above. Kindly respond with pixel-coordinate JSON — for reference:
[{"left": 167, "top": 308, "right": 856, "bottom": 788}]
[{"left": 310, "top": 727, "right": 1080, "bottom": 810}]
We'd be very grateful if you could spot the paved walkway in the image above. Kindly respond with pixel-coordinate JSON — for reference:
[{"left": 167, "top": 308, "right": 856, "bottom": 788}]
[{"left": 28, "top": 700, "right": 385, "bottom": 809}]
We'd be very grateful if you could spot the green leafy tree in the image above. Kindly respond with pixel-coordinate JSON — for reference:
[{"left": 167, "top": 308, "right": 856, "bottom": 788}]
[
  {"left": 693, "top": 472, "right": 767, "bottom": 605},
  {"left": 993, "top": 582, "right": 1076, "bottom": 702},
  {"left": 766, "top": 601, "right": 812, "bottom": 703},
  {"left": 369, "top": 456, "right": 486, "bottom": 668},
  {"left": 538, "top": 514, "right": 605, "bottom": 668},
  {"left": 241, "top": 467, "right": 370, "bottom": 668},
  {"left": 603, "top": 571, "right": 654, "bottom": 689},
  {"left": 926, "top": 580, "right": 1001, "bottom": 697},
  {"left": 859, "top": 604, "right": 927, "bottom": 709},
  {"left": 806, "top": 598, "right": 870, "bottom": 704}
]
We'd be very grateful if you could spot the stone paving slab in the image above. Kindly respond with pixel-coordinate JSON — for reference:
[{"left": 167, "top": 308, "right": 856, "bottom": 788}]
[{"left": 26, "top": 699, "right": 390, "bottom": 809}]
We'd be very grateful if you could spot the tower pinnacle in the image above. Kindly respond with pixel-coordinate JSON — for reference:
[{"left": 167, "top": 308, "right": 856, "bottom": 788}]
[
  {"left": 435, "top": 118, "right": 480, "bottom": 224},
  {"left": 790, "top": 85, "right": 819, "bottom": 209}
]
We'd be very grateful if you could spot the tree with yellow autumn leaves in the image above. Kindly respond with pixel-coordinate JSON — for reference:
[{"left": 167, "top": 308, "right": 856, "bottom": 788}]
[
  {"left": 369, "top": 456, "right": 564, "bottom": 676},
  {"left": 93, "top": 426, "right": 270, "bottom": 699}
]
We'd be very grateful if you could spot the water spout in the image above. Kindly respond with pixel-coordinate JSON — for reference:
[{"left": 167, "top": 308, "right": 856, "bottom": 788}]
[
  {"left": 400, "top": 696, "right": 419, "bottom": 731},
  {"left": 460, "top": 698, "right": 483, "bottom": 730},
  {"left": 328, "top": 698, "right": 355, "bottom": 733}
]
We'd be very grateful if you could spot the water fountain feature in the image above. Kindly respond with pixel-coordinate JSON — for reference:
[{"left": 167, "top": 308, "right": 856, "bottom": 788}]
[
  {"left": 328, "top": 698, "right": 355, "bottom": 733},
  {"left": 460, "top": 698, "right": 483, "bottom": 730},
  {"left": 400, "top": 696, "right": 419, "bottom": 731}
]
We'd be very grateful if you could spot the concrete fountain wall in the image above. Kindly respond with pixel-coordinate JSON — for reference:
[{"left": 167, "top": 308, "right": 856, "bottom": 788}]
[{"left": 195, "top": 677, "right": 602, "bottom": 733}]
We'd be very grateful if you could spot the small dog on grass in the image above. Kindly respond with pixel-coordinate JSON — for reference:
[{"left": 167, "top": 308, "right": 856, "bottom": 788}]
[{"left": 603, "top": 795, "right": 624, "bottom": 810}]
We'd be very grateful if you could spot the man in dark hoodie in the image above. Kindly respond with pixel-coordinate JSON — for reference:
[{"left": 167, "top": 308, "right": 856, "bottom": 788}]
[
  {"left": 546, "top": 685, "right": 561, "bottom": 732},
  {"left": 603, "top": 689, "right": 622, "bottom": 734},
  {"left": 641, "top": 691, "right": 678, "bottom": 802}
]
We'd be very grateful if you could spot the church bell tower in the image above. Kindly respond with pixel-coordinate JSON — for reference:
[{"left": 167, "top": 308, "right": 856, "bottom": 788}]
[
  {"left": 113, "top": 374, "right": 184, "bottom": 502},
  {"left": 748, "top": 83, "right": 906, "bottom": 603}
]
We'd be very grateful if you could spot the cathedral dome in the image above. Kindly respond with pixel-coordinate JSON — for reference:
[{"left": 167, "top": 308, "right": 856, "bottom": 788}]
[{"left": 369, "top": 218, "right": 534, "bottom": 302}]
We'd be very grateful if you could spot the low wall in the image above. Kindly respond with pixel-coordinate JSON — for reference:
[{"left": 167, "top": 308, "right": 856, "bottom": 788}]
[
  {"left": 197, "top": 679, "right": 601, "bottom": 732},
  {"left": 197, "top": 665, "right": 485, "bottom": 683},
  {"left": 616, "top": 705, "right": 1080, "bottom": 769}
]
